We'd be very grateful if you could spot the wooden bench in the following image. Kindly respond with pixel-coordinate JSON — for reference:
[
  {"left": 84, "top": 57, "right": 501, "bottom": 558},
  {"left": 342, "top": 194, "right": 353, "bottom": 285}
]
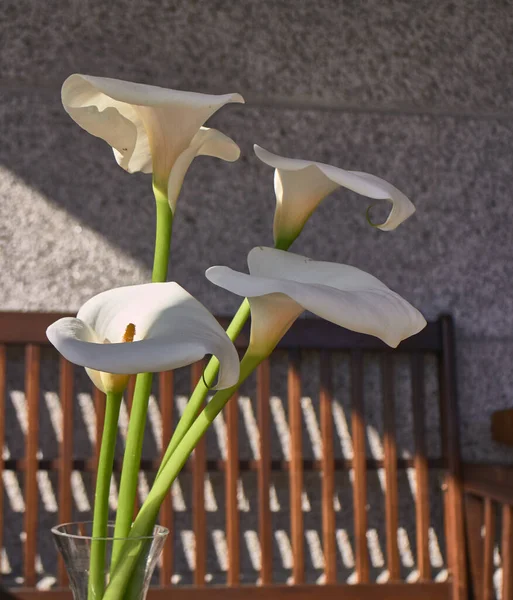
[{"left": 0, "top": 311, "right": 501, "bottom": 599}]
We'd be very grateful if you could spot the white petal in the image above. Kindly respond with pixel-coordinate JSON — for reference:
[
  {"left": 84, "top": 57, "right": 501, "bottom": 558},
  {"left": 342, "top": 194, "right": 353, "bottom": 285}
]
[
  {"left": 167, "top": 127, "right": 241, "bottom": 211},
  {"left": 62, "top": 74, "right": 244, "bottom": 187},
  {"left": 206, "top": 248, "right": 426, "bottom": 349},
  {"left": 254, "top": 145, "right": 415, "bottom": 244},
  {"left": 47, "top": 283, "right": 240, "bottom": 390}
]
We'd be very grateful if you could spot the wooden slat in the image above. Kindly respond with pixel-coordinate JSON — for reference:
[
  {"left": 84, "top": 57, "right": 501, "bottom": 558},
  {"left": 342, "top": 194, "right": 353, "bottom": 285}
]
[
  {"left": 438, "top": 316, "right": 467, "bottom": 600},
  {"left": 463, "top": 494, "right": 484, "bottom": 597},
  {"left": 192, "top": 362, "right": 206, "bottom": 586},
  {"left": 226, "top": 391, "right": 240, "bottom": 585},
  {"left": 351, "top": 350, "right": 369, "bottom": 583},
  {"left": 14, "top": 582, "right": 453, "bottom": 600},
  {"left": 58, "top": 358, "right": 74, "bottom": 586},
  {"left": 0, "top": 312, "right": 443, "bottom": 352},
  {"left": 159, "top": 371, "right": 174, "bottom": 587},
  {"left": 257, "top": 359, "right": 272, "bottom": 585},
  {"left": 411, "top": 354, "right": 431, "bottom": 580},
  {"left": 94, "top": 387, "right": 106, "bottom": 470},
  {"left": 0, "top": 455, "right": 446, "bottom": 475},
  {"left": 0, "top": 344, "right": 5, "bottom": 572},
  {"left": 482, "top": 498, "right": 496, "bottom": 600},
  {"left": 503, "top": 504, "right": 513, "bottom": 600},
  {"left": 382, "top": 353, "right": 400, "bottom": 581},
  {"left": 288, "top": 350, "right": 304, "bottom": 584},
  {"left": 320, "top": 352, "right": 336, "bottom": 584},
  {"left": 24, "top": 344, "right": 40, "bottom": 587}
]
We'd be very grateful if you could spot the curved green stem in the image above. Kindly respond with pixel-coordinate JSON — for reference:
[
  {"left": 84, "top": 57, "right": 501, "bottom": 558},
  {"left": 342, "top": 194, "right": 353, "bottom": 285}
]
[
  {"left": 88, "top": 391, "right": 122, "bottom": 600},
  {"left": 110, "top": 185, "right": 173, "bottom": 573},
  {"left": 154, "top": 239, "right": 291, "bottom": 481},
  {"left": 103, "top": 353, "right": 262, "bottom": 600},
  {"left": 155, "top": 299, "right": 250, "bottom": 480}
]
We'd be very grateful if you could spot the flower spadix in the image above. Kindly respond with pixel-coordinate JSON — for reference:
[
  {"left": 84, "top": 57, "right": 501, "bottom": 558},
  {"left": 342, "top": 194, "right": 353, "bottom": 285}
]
[
  {"left": 206, "top": 247, "right": 426, "bottom": 355},
  {"left": 254, "top": 145, "right": 416, "bottom": 249},
  {"left": 62, "top": 74, "right": 244, "bottom": 211},
  {"left": 47, "top": 282, "right": 240, "bottom": 393}
]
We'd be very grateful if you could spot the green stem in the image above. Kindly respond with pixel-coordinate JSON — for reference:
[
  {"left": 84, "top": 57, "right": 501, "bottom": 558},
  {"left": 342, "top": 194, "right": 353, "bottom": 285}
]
[
  {"left": 88, "top": 391, "right": 122, "bottom": 600},
  {"left": 103, "top": 353, "right": 262, "bottom": 600},
  {"left": 154, "top": 238, "right": 290, "bottom": 481},
  {"left": 155, "top": 298, "right": 250, "bottom": 480},
  {"left": 110, "top": 185, "right": 173, "bottom": 573}
]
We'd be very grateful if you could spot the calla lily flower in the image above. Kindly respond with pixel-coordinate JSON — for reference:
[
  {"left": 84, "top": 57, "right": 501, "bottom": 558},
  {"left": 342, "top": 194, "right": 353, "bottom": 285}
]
[
  {"left": 61, "top": 74, "right": 244, "bottom": 211},
  {"left": 206, "top": 247, "right": 426, "bottom": 355},
  {"left": 253, "top": 145, "right": 416, "bottom": 248},
  {"left": 46, "top": 282, "right": 240, "bottom": 393}
]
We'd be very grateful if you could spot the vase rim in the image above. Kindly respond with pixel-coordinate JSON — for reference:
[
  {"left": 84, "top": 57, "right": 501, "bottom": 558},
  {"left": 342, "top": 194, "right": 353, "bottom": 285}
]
[{"left": 51, "top": 521, "right": 169, "bottom": 542}]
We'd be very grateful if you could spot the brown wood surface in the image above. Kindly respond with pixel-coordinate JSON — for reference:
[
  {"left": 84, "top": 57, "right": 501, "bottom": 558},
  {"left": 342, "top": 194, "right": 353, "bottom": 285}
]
[
  {"left": 13, "top": 582, "right": 451, "bottom": 600},
  {"left": 288, "top": 350, "right": 304, "bottom": 584},
  {"left": 0, "top": 312, "right": 442, "bottom": 352},
  {"left": 192, "top": 362, "right": 206, "bottom": 586},
  {"left": 482, "top": 497, "right": 496, "bottom": 600},
  {"left": 411, "top": 354, "right": 431, "bottom": 580},
  {"left": 351, "top": 350, "right": 369, "bottom": 583},
  {"left": 0, "top": 344, "right": 5, "bottom": 573},
  {"left": 504, "top": 504, "right": 513, "bottom": 600},
  {"left": 159, "top": 370, "right": 174, "bottom": 586},
  {"left": 226, "top": 391, "right": 240, "bottom": 585},
  {"left": 439, "top": 316, "right": 467, "bottom": 600},
  {"left": 257, "top": 359, "right": 272, "bottom": 584},
  {"left": 463, "top": 494, "right": 484, "bottom": 598},
  {"left": 319, "top": 352, "right": 336, "bottom": 584},
  {"left": 382, "top": 353, "right": 400, "bottom": 581},
  {"left": 58, "top": 358, "right": 74, "bottom": 586},
  {"left": 24, "top": 345, "right": 40, "bottom": 588}
]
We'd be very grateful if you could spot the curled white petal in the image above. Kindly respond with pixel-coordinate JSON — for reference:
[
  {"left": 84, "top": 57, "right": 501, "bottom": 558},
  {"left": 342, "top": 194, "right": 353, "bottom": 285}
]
[
  {"left": 62, "top": 74, "right": 244, "bottom": 210},
  {"left": 206, "top": 247, "right": 426, "bottom": 351},
  {"left": 47, "top": 282, "right": 240, "bottom": 391},
  {"left": 253, "top": 144, "right": 415, "bottom": 245}
]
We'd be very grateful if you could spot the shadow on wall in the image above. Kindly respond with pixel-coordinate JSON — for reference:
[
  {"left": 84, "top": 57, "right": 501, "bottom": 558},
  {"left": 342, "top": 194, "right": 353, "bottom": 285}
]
[{"left": 2, "top": 346, "right": 450, "bottom": 587}]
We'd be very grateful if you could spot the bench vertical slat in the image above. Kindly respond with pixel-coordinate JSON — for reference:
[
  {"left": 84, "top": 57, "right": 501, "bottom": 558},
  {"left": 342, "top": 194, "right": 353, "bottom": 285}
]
[
  {"left": 257, "top": 359, "right": 272, "bottom": 585},
  {"left": 159, "top": 371, "right": 174, "bottom": 587},
  {"left": 503, "top": 504, "right": 513, "bottom": 600},
  {"left": 411, "top": 354, "right": 431, "bottom": 580},
  {"left": 382, "top": 353, "right": 400, "bottom": 581},
  {"left": 24, "top": 344, "right": 40, "bottom": 587},
  {"left": 320, "top": 352, "right": 336, "bottom": 584},
  {"left": 226, "top": 391, "right": 240, "bottom": 585},
  {"left": 192, "top": 362, "right": 206, "bottom": 586},
  {"left": 94, "top": 387, "right": 106, "bottom": 470},
  {"left": 351, "top": 350, "right": 369, "bottom": 583},
  {"left": 464, "top": 494, "right": 484, "bottom": 597},
  {"left": 482, "top": 497, "right": 496, "bottom": 600},
  {"left": 58, "top": 358, "right": 74, "bottom": 586},
  {"left": 439, "top": 316, "right": 467, "bottom": 600},
  {"left": 0, "top": 345, "right": 5, "bottom": 575},
  {"left": 288, "top": 349, "right": 304, "bottom": 584}
]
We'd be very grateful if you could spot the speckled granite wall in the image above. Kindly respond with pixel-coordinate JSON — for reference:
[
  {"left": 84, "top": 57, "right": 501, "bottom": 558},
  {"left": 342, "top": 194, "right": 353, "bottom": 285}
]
[{"left": 1, "top": 0, "right": 513, "bottom": 587}]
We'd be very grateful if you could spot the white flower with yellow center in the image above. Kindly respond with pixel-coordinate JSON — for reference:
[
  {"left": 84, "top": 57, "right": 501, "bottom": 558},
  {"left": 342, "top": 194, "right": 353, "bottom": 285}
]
[{"left": 47, "top": 282, "right": 240, "bottom": 393}]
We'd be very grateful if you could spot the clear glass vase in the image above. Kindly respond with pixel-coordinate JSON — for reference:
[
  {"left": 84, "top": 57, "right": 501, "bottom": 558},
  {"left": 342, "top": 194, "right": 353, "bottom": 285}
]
[{"left": 52, "top": 522, "right": 168, "bottom": 600}]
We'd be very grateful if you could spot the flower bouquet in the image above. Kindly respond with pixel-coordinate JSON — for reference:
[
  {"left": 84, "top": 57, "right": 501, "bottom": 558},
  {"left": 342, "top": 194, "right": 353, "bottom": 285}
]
[{"left": 46, "top": 74, "right": 426, "bottom": 599}]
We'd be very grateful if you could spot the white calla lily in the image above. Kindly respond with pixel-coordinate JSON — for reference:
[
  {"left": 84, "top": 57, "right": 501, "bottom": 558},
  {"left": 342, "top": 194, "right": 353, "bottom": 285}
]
[
  {"left": 254, "top": 145, "right": 416, "bottom": 248},
  {"left": 61, "top": 74, "right": 244, "bottom": 211},
  {"left": 206, "top": 247, "right": 426, "bottom": 354},
  {"left": 47, "top": 282, "right": 240, "bottom": 393}
]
